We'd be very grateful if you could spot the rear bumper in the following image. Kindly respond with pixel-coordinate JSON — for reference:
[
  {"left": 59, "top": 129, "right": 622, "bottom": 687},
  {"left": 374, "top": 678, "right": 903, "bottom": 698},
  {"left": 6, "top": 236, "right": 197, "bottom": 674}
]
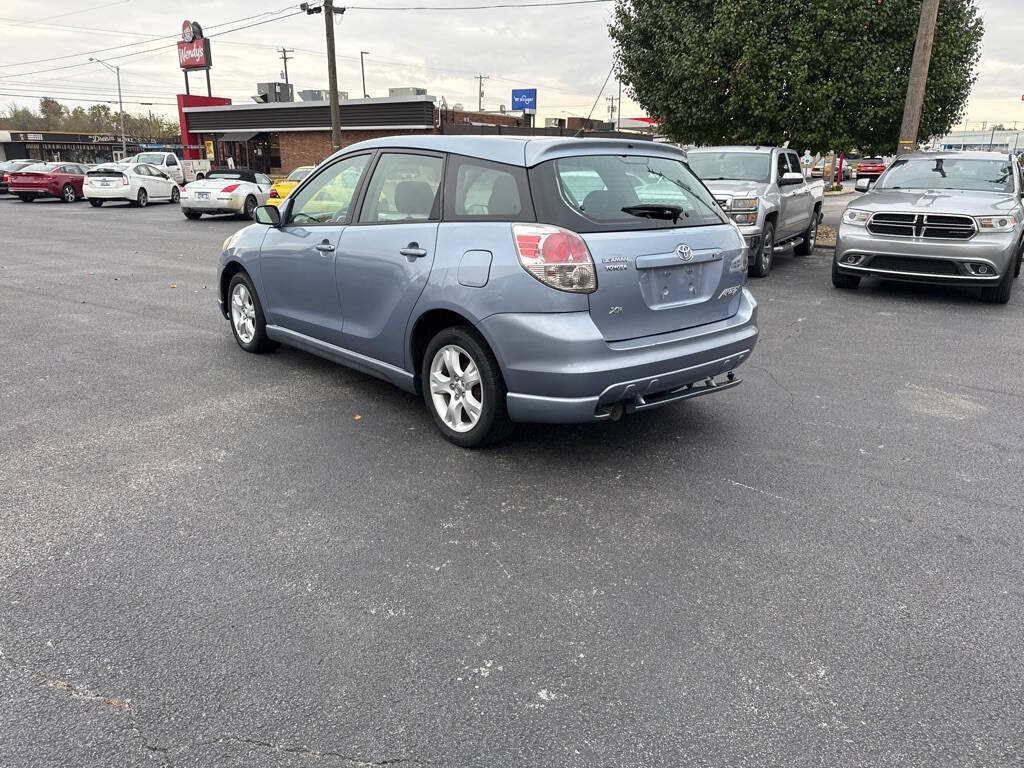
[
  {"left": 481, "top": 288, "right": 758, "bottom": 424},
  {"left": 84, "top": 185, "right": 131, "bottom": 200},
  {"left": 835, "top": 224, "right": 1019, "bottom": 286},
  {"left": 9, "top": 186, "right": 54, "bottom": 197},
  {"left": 181, "top": 193, "right": 245, "bottom": 214}
]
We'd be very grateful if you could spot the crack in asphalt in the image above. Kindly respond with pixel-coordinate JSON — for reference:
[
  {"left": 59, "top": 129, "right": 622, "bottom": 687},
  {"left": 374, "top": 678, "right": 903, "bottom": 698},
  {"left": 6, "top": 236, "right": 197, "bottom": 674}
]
[{"left": 170, "top": 735, "right": 427, "bottom": 765}]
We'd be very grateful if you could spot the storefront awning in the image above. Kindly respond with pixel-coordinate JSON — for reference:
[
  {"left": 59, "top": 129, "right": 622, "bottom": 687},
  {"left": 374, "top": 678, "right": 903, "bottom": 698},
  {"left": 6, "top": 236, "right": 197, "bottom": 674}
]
[{"left": 219, "top": 131, "right": 258, "bottom": 142}]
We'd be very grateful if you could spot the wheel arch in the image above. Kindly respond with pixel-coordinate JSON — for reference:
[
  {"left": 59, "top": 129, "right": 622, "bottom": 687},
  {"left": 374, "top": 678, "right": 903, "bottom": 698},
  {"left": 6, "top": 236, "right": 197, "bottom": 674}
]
[
  {"left": 408, "top": 306, "right": 496, "bottom": 395},
  {"left": 219, "top": 261, "right": 247, "bottom": 318}
]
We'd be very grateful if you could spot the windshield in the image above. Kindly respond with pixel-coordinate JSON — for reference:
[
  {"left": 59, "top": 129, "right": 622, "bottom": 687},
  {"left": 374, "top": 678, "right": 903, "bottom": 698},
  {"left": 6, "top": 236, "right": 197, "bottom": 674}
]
[
  {"left": 687, "top": 152, "right": 771, "bottom": 183},
  {"left": 134, "top": 153, "right": 167, "bottom": 165},
  {"left": 287, "top": 167, "right": 312, "bottom": 181},
  {"left": 551, "top": 155, "right": 725, "bottom": 228},
  {"left": 877, "top": 158, "right": 1016, "bottom": 194}
]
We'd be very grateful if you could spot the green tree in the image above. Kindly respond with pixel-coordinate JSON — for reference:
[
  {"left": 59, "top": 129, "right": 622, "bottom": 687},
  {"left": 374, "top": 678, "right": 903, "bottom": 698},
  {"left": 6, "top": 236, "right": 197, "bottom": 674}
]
[
  {"left": 610, "top": 0, "right": 984, "bottom": 154},
  {"left": 38, "top": 97, "right": 67, "bottom": 128},
  {"left": 86, "top": 103, "right": 115, "bottom": 133}
]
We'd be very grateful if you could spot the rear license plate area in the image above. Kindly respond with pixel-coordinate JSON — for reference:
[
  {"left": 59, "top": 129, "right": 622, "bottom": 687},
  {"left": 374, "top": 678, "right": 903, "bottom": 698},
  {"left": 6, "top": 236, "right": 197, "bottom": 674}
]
[{"left": 196, "top": 192, "right": 210, "bottom": 200}]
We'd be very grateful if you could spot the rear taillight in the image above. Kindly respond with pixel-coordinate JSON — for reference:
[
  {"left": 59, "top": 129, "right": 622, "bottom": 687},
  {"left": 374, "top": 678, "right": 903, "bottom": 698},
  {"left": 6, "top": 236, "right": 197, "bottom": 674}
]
[
  {"left": 512, "top": 223, "right": 597, "bottom": 294},
  {"left": 121, "top": 174, "right": 129, "bottom": 185},
  {"left": 269, "top": 188, "right": 279, "bottom": 198},
  {"left": 221, "top": 184, "right": 240, "bottom": 193},
  {"left": 1, "top": 173, "right": 7, "bottom": 183}
]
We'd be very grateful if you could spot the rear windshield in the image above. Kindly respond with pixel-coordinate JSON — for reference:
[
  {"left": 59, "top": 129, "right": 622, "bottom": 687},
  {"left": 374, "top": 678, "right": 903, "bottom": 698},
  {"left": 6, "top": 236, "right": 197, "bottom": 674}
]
[
  {"left": 530, "top": 155, "right": 727, "bottom": 232},
  {"left": 1, "top": 160, "right": 33, "bottom": 171},
  {"left": 687, "top": 152, "right": 771, "bottom": 183},
  {"left": 287, "top": 168, "right": 312, "bottom": 181},
  {"left": 20, "top": 163, "right": 61, "bottom": 172},
  {"left": 861, "top": 158, "right": 884, "bottom": 164},
  {"left": 88, "top": 168, "right": 125, "bottom": 176},
  {"left": 877, "top": 157, "right": 1016, "bottom": 194},
  {"left": 208, "top": 172, "right": 243, "bottom": 180}
]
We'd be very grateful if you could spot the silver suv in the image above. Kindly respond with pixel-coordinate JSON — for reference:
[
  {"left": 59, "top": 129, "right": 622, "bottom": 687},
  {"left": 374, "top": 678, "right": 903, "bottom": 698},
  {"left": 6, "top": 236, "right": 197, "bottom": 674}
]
[
  {"left": 218, "top": 136, "right": 759, "bottom": 446},
  {"left": 834, "top": 151, "right": 1024, "bottom": 303}
]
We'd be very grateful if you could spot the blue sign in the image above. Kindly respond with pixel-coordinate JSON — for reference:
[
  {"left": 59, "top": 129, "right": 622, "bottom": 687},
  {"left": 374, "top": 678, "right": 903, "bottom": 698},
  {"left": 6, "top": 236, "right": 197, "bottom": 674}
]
[{"left": 511, "top": 88, "right": 537, "bottom": 111}]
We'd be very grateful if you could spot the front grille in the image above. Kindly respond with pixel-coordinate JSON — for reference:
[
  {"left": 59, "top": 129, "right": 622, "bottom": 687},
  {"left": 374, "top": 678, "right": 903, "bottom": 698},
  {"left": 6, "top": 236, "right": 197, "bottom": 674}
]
[
  {"left": 867, "top": 212, "right": 976, "bottom": 240},
  {"left": 868, "top": 256, "right": 961, "bottom": 275}
]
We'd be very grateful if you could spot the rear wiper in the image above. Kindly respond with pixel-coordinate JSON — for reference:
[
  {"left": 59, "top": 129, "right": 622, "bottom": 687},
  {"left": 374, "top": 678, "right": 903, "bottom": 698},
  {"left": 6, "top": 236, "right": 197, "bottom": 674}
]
[{"left": 621, "top": 204, "right": 687, "bottom": 223}]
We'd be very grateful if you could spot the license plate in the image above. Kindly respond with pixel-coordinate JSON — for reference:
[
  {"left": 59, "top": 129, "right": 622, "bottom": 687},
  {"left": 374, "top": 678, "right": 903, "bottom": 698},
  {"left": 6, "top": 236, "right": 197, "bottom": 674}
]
[
  {"left": 196, "top": 192, "right": 209, "bottom": 200},
  {"left": 99, "top": 181, "right": 110, "bottom": 187}
]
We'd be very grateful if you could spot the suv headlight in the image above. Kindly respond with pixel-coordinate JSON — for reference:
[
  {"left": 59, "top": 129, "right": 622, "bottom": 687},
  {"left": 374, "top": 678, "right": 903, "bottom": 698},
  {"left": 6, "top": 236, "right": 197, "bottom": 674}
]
[
  {"left": 727, "top": 198, "right": 758, "bottom": 225},
  {"left": 975, "top": 215, "right": 1017, "bottom": 232},
  {"left": 842, "top": 208, "right": 870, "bottom": 225},
  {"left": 730, "top": 198, "right": 758, "bottom": 211}
]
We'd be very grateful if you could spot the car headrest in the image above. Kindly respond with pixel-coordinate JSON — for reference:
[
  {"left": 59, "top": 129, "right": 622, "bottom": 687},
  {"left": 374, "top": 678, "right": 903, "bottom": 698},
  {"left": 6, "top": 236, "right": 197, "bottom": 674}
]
[
  {"left": 395, "top": 180, "right": 436, "bottom": 217},
  {"left": 581, "top": 189, "right": 631, "bottom": 219},
  {"left": 487, "top": 175, "right": 521, "bottom": 216}
]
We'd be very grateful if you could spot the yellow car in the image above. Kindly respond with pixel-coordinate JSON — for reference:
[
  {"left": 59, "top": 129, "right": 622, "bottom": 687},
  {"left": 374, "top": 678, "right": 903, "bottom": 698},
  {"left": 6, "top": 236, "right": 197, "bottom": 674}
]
[{"left": 267, "top": 165, "right": 314, "bottom": 206}]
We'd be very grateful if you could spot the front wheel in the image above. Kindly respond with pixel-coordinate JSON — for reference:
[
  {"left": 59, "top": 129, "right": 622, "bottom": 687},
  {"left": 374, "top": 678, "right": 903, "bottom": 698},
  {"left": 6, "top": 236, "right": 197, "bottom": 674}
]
[
  {"left": 422, "top": 326, "right": 513, "bottom": 448},
  {"left": 831, "top": 259, "right": 861, "bottom": 289},
  {"left": 17, "top": 194, "right": 34, "bottom": 203},
  {"left": 227, "top": 272, "right": 276, "bottom": 352},
  {"left": 749, "top": 221, "right": 774, "bottom": 277},
  {"left": 89, "top": 199, "right": 103, "bottom": 208},
  {"left": 980, "top": 267, "right": 1014, "bottom": 304},
  {"left": 795, "top": 210, "right": 819, "bottom": 255},
  {"left": 170, "top": 186, "right": 180, "bottom": 203},
  {"left": 61, "top": 184, "right": 76, "bottom": 203},
  {"left": 135, "top": 188, "right": 148, "bottom": 208}
]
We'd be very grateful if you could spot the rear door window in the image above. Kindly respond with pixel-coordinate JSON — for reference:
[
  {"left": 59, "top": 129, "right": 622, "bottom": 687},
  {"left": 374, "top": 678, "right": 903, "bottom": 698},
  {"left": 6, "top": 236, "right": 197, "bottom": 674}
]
[
  {"left": 357, "top": 152, "right": 443, "bottom": 224},
  {"left": 444, "top": 155, "right": 532, "bottom": 220},
  {"left": 530, "top": 154, "right": 726, "bottom": 232}
]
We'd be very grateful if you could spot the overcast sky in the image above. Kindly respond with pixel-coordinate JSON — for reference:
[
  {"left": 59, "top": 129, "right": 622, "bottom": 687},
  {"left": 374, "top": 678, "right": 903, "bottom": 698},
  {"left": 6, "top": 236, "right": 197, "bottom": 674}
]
[{"left": 0, "top": 0, "right": 1021, "bottom": 132}]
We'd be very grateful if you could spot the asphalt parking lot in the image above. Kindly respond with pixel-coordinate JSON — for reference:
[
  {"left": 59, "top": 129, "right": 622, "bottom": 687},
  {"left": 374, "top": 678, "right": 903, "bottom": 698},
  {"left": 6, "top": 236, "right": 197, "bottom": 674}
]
[{"left": 2, "top": 196, "right": 1023, "bottom": 767}]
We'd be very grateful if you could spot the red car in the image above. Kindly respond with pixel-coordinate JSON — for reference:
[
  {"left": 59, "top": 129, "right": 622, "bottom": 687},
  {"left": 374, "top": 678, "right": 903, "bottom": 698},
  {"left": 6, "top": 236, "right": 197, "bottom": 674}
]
[
  {"left": 854, "top": 156, "right": 887, "bottom": 180},
  {"left": 7, "top": 162, "right": 88, "bottom": 203}
]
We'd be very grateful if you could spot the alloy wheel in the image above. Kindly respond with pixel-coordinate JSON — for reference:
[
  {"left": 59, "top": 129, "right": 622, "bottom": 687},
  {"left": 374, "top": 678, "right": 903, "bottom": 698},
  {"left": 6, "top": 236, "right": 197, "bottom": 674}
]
[
  {"left": 171, "top": 187, "right": 180, "bottom": 203},
  {"left": 244, "top": 197, "right": 256, "bottom": 219},
  {"left": 806, "top": 217, "right": 818, "bottom": 250},
  {"left": 62, "top": 185, "right": 75, "bottom": 203},
  {"left": 138, "top": 189, "right": 148, "bottom": 207},
  {"left": 230, "top": 283, "right": 256, "bottom": 344},
  {"left": 429, "top": 344, "right": 483, "bottom": 433},
  {"left": 761, "top": 234, "right": 773, "bottom": 271}
]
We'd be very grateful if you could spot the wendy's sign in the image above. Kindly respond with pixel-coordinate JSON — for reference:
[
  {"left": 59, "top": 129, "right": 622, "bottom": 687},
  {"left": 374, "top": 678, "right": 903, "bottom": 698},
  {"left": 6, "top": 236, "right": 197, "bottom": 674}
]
[{"left": 177, "top": 21, "right": 211, "bottom": 70}]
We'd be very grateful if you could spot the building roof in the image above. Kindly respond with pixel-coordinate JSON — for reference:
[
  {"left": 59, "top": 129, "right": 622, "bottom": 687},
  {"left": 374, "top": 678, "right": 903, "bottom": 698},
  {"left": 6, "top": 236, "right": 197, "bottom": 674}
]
[{"left": 337, "top": 134, "right": 686, "bottom": 167}]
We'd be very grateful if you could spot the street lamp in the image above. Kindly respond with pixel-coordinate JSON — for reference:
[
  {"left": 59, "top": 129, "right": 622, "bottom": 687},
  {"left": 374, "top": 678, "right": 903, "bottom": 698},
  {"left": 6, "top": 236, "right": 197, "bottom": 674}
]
[
  {"left": 360, "top": 51, "right": 369, "bottom": 98},
  {"left": 89, "top": 57, "right": 126, "bottom": 158}
]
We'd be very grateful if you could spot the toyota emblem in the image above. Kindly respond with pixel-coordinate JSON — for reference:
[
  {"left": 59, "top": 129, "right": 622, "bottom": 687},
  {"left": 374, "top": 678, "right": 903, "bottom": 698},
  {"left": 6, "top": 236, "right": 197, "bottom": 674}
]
[{"left": 676, "top": 244, "right": 694, "bottom": 262}]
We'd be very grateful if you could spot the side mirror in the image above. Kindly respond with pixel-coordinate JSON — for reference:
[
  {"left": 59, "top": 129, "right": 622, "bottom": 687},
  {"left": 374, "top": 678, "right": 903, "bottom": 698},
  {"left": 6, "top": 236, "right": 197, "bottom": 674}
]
[
  {"left": 253, "top": 205, "right": 281, "bottom": 227},
  {"left": 780, "top": 172, "right": 804, "bottom": 185},
  {"left": 855, "top": 177, "right": 873, "bottom": 193}
]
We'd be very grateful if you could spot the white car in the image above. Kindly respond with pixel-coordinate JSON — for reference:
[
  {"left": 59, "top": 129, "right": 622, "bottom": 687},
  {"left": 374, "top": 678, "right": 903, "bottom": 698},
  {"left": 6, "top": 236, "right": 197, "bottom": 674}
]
[
  {"left": 180, "top": 169, "right": 272, "bottom": 220},
  {"left": 125, "top": 152, "right": 185, "bottom": 185},
  {"left": 83, "top": 163, "right": 181, "bottom": 208}
]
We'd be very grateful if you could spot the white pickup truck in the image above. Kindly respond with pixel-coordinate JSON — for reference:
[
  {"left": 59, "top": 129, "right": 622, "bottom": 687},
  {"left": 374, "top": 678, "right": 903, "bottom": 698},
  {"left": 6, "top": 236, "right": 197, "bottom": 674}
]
[
  {"left": 687, "top": 146, "right": 824, "bottom": 277},
  {"left": 125, "top": 153, "right": 211, "bottom": 185}
]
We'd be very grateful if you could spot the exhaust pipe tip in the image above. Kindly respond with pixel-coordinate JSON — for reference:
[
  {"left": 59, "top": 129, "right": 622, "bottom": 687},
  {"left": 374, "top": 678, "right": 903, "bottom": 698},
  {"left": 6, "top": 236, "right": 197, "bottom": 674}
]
[{"left": 599, "top": 402, "right": 625, "bottom": 422}]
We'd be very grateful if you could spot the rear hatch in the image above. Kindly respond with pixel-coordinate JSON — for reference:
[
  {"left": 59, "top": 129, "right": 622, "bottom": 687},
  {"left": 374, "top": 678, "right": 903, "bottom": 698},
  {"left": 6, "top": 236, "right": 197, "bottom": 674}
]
[
  {"left": 87, "top": 168, "right": 128, "bottom": 188},
  {"left": 530, "top": 154, "right": 746, "bottom": 342}
]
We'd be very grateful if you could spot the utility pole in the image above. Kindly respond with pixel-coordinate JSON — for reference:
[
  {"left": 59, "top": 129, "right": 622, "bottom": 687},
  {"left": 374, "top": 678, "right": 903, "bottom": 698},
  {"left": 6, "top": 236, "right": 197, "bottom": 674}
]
[
  {"left": 360, "top": 50, "right": 369, "bottom": 98},
  {"left": 476, "top": 74, "right": 489, "bottom": 112},
  {"left": 278, "top": 47, "right": 294, "bottom": 84},
  {"left": 616, "top": 78, "right": 622, "bottom": 131},
  {"left": 303, "top": 1, "right": 345, "bottom": 152},
  {"left": 896, "top": 0, "right": 940, "bottom": 155},
  {"left": 606, "top": 95, "right": 618, "bottom": 124},
  {"left": 89, "top": 57, "right": 126, "bottom": 158}
]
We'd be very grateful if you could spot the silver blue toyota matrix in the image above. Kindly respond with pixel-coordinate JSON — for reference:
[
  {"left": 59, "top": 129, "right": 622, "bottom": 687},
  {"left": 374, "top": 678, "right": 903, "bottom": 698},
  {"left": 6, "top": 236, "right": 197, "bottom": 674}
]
[
  {"left": 218, "top": 136, "right": 758, "bottom": 446},
  {"left": 834, "top": 151, "right": 1024, "bottom": 303}
]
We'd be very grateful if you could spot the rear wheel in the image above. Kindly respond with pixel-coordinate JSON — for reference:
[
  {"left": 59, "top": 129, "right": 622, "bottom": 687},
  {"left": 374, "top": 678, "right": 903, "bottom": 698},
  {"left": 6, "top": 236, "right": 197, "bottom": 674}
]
[
  {"left": 243, "top": 195, "right": 257, "bottom": 219},
  {"left": 227, "top": 272, "right": 276, "bottom": 352},
  {"left": 88, "top": 199, "right": 103, "bottom": 208},
  {"left": 61, "top": 184, "right": 76, "bottom": 203},
  {"left": 980, "top": 266, "right": 1014, "bottom": 304},
  {"left": 831, "top": 259, "right": 861, "bottom": 289},
  {"left": 183, "top": 209, "right": 202, "bottom": 220},
  {"left": 17, "top": 194, "right": 33, "bottom": 203},
  {"left": 422, "top": 326, "right": 513, "bottom": 448},
  {"left": 795, "top": 209, "right": 819, "bottom": 255},
  {"left": 749, "top": 221, "right": 774, "bottom": 277},
  {"left": 170, "top": 186, "right": 180, "bottom": 203}
]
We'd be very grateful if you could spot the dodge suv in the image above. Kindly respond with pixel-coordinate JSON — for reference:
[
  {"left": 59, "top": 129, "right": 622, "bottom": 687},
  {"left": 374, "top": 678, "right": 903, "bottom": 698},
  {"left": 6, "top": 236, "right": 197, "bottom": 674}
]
[{"left": 218, "top": 136, "right": 759, "bottom": 446}]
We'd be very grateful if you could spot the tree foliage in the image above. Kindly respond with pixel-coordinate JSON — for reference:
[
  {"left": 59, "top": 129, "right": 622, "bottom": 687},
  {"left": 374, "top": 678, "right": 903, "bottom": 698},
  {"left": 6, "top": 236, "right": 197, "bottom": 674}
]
[
  {"left": 0, "top": 98, "right": 179, "bottom": 138},
  {"left": 610, "top": 0, "right": 984, "bottom": 153}
]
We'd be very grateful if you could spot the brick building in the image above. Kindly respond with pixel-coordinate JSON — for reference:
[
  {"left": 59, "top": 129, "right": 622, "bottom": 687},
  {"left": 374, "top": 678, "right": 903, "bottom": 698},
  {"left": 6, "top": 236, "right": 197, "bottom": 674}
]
[{"left": 180, "top": 93, "right": 648, "bottom": 176}]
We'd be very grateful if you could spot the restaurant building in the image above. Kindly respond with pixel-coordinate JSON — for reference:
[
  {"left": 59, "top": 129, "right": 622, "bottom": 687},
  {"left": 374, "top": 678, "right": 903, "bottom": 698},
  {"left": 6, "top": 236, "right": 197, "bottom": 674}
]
[{"left": 0, "top": 130, "right": 181, "bottom": 165}]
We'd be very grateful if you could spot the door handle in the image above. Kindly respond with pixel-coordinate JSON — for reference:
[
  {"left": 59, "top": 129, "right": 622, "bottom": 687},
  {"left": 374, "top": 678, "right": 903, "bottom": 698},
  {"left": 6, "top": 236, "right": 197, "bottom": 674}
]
[
  {"left": 314, "top": 241, "right": 335, "bottom": 253},
  {"left": 400, "top": 242, "right": 427, "bottom": 259}
]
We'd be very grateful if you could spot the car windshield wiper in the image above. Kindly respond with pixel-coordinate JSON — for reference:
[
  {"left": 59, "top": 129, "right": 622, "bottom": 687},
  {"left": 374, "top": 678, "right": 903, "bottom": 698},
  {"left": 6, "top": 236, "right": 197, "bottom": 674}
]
[
  {"left": 645, "top": 166, "right": 724, "bottom": 221},
  {"left": 621, "top": 204, "right": 688, "bottom": 223}
]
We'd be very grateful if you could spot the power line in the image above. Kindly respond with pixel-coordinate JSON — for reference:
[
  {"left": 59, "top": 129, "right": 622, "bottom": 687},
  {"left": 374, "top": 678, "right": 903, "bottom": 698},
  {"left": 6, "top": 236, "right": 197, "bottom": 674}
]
[
  {"left": 0, "top": 91, "right": 177, "bottom": 106},
  {"left": 346, "top": 0, "right": 610, "bottom": 8},
  {"left": 575, "top": 64, "right": 614, "bottom": 136}
]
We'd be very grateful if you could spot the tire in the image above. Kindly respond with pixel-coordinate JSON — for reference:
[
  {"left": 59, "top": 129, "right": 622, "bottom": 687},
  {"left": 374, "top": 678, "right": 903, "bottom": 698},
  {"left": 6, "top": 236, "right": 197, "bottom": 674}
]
[
  {"left": 749, "top": 220, "right": 775, "bottom": 277},
  {"left": 980, "top": 266, "right": 1014, "bottom": 304},
  {"left": 196, "top": 173, "right": 205, "bottom": 180},
  {"left": 89, "top": 199, "right": 103, "bottom": 208},
  {"left": 17, "top": 194, "right": 33, "bottom": 203},
  {"left": 795, "top": 209, "right": 820, "bottom": 255},
  {"left": 831, "top": 259, "right": 861, "bottom": 289},
  {"left": 135, "top": 188, "right": 148, "bottom": 208},
  {"left": 227, "top": 272, "right": 276, "bottom": 353},
  {"left": 1014, "top": 238, "right": 1023, "bottom": 279},
  {"left": 183, "top": 209, "right": 202, "bottom": 220},
  {"left": 421, "top": 326, "right": 513, "bottom": 448},
  {"left": 170, "top": 186, "right": 180, "bottom": 203},
  {"left": 61, "top": 184, "right": 76, "bottom": 203},
  {"left": 243, "top": 195, "right": 257, "bottom": 220}
]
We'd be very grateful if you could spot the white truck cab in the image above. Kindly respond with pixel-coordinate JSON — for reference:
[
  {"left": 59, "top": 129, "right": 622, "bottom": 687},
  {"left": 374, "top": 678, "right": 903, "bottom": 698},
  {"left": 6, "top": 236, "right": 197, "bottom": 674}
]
[{"left": 127, "top": 152, "right": 184, "bottom": 184}]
